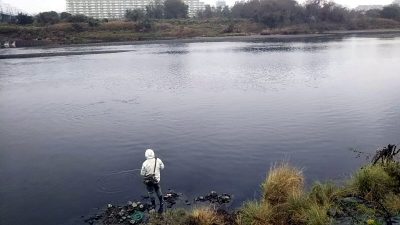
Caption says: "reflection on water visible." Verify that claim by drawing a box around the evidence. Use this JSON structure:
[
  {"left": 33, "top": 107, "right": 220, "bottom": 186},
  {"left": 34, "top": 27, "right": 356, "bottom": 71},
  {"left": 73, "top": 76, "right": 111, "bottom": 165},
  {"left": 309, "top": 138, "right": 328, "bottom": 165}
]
[
  {"left": 238, "top": 43, "right": 328, "bottom": 53},
  {"left": 1, "top": 36, "right": 400, "bottom": 225}
]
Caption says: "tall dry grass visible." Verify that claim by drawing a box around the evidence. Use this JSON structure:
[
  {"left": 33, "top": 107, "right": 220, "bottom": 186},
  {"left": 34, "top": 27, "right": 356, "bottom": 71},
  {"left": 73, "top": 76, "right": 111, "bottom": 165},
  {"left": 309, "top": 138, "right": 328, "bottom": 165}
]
[
  {"left": 262, "top": 163, "right": 304, "bottom": 205},
  {"left": 187, "top": 207, "right": 226, "bottom": 225}
]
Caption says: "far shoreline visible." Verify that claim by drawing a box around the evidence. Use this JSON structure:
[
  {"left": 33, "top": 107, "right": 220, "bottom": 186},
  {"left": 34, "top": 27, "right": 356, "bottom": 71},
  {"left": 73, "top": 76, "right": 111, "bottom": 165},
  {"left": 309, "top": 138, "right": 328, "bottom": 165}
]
[
  {"left": 2, "top": 28, "right": 400, "bottom": 51},
  {"left": 38, "top": 28, "right": 400, "bottom": 48},
  {"left": 0, "top": 29, "right": 399, "bottom": 59}
]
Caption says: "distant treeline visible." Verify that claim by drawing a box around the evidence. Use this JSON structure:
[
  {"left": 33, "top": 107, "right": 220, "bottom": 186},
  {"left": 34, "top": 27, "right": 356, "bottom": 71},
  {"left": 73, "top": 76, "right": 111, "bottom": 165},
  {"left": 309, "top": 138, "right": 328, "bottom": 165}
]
[
  {"left": 199, "top": 0, "right": 400, "bottom": 28},
  {"left": 7, "top": 0, "right": 400, "bottom": 30}
]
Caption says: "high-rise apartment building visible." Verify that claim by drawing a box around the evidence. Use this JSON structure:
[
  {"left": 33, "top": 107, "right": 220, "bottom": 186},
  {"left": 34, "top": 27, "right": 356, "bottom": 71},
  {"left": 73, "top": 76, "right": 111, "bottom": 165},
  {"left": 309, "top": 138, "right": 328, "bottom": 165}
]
[
  {"left": 66, "top": 0, "right": 205, "bottom": 19},
  {"left": 184, "top": 0, "right": 204, "bottom": 17}
]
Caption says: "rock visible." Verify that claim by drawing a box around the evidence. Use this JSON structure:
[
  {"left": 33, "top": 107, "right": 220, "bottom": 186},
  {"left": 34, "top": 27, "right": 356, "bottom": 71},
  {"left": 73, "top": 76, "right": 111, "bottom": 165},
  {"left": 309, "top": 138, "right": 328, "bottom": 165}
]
[
  {"left": 131, "top": 202, "right": 138, "bottom": 208},
  {"left": 328, "top": 208, "right": 338, "bottom": 217},
  {"left": 127, "top": 201, "right": 133, "bottom": 205},
  {"left": 341, "top": 197, "right": 363, "bottom": 204},
  {"left": 138, "top": 203, "right": 144, "bottom": 210},
  {"left": 107, "top": 204, "right": 113, "bottom": 208},
  {"left": 118, "top": 209, "right": 126, "bottom": 216},
  {"left": 196, "top": 196, "right": 205, "bottom": 201},
  {"left": 129, "top": 219, "right": 136, "bottom": 224},
  {"left": 219, "top": 195, "right": 231, "bottom": 203}
]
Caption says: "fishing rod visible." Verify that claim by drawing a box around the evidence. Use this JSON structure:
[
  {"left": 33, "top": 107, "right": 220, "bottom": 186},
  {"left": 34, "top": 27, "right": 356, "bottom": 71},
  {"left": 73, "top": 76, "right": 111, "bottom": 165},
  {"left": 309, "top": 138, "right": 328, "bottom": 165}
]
[{"left": 96, "top": 168, "right": 142, "bottom": 194}]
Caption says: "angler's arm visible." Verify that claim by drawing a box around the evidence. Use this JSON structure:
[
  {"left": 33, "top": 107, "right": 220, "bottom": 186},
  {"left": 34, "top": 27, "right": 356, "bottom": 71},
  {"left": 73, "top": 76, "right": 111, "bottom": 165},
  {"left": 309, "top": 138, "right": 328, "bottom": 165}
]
[{"left": 140, "top": 163, "right": 146, "bottom": 176}]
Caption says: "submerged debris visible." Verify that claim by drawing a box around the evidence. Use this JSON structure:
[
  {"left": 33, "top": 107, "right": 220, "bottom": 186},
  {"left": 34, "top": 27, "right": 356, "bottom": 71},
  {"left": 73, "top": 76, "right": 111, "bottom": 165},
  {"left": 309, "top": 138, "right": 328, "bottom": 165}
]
[
  {"left": 164, "top": 189, "right": 182, "bottom": 208},
  {"left": 372, "top": 144, "right": 399, "bottom": 165},
  {"left": 195, "top": 191, "right": 232, "bottom": 204}
]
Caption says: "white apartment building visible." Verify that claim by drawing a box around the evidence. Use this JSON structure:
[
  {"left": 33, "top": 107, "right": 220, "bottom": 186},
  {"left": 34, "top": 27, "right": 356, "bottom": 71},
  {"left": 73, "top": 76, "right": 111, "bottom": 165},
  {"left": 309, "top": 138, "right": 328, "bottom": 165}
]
[
  {"left": 66, "top": 0, "right": 205, "bottom": 19},
  {"left": 184, "top": 0, "right": 205, "bottom": 17},
  {"left": 66, "top": 0, "right": 148, "bottom": 19}
]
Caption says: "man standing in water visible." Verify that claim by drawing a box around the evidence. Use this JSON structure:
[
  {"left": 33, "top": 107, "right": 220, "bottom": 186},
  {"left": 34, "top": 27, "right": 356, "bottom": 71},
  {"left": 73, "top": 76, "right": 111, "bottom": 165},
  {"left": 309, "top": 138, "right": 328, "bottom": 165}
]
[{"left": 141, "top": 149, "right": 165, "bottom": 213}]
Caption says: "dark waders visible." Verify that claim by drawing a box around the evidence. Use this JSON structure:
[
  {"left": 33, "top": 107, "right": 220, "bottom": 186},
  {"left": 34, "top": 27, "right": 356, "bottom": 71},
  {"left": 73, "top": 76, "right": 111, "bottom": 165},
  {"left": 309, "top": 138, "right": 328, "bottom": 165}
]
[
  {"left": 144, "top": 158, "right": 164, "bottom": 213},
  {"left": 146, "top": 182, "right": 164, "bottom": 213}
]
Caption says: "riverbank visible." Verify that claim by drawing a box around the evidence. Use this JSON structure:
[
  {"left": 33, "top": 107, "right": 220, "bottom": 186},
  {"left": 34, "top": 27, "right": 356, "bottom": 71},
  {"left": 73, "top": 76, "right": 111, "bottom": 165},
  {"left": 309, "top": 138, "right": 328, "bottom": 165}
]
[
  {"left": 88, "top": 145, "right": 400, "bottom": 225},
  {"left": 28, "top": 28, "right": 400, "bottom": 48},
  {"left": 1, "top": 29, "right": 400, "bottom": 59},
  {"left": 1, "top": 18, "right": 400, "bottom": 48}
]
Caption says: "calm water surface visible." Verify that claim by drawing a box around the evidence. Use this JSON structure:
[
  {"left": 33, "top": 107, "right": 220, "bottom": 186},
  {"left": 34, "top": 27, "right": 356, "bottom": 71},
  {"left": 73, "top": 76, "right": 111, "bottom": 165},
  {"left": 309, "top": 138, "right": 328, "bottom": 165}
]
[{"left": 1, "top": 35, "right": 400, "bottom": 225}]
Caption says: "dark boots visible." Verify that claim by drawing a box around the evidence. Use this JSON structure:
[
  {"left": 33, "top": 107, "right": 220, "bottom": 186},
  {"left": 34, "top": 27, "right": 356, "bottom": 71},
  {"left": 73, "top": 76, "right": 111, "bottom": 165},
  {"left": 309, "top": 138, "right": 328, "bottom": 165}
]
[
  {"left": 150, "top": 198, "right": 156, "bottom": 209},
  {"left": 157, "top": 196, "right": 164, "bottom": 214}
]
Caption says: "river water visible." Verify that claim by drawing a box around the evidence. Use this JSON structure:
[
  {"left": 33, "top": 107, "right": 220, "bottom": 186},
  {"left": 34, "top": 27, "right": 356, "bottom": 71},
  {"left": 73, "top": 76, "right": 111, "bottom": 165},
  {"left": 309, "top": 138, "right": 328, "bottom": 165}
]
[{"left": 1, "top": 35, "right": 400, "bottom": 225}]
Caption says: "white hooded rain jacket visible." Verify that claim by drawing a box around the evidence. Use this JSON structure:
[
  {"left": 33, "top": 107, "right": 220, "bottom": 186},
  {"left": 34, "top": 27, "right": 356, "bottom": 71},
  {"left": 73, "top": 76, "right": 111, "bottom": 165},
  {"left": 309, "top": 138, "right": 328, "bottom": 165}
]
[{"left": 140, "top": 149, "right": 165, "bottom": 183}]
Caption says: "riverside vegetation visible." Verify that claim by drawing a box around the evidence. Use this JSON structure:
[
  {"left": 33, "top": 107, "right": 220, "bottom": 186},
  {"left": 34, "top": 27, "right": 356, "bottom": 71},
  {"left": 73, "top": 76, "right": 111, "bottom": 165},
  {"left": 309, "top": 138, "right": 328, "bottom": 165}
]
[
  {"left": 2, "top": 0, "right": 400, "bottom": 46},
  {"left": 141, "top": 145, "right": 400, "bottom": 225}
]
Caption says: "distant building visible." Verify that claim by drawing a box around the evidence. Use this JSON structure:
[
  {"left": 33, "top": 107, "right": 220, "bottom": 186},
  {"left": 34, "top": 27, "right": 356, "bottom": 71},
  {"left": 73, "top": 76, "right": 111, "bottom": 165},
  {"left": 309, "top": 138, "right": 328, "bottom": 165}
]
[
  {"left": 0, "top": 0, "right": 19, "bottom": 22},
  {"left": 66, "top": 0, "right": 205, "bottom": 19},
  {"left": 216, "top": 0, "right": 226, "bottom": 8},
  {"left": 184, "top": 0, "right": 205, "bottom": 17},
  {"left": 66, "top": 0, "right": 147, "bottom": 19},
  {"left": 355, "top": 5, "right": 384, "bottom": 11}
]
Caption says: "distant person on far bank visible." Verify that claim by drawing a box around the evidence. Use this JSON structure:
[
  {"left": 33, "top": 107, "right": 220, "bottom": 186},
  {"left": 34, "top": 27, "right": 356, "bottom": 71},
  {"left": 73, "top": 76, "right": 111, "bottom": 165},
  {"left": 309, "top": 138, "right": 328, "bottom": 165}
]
[{"left": 140, "top": 149, "right": 165, "bottom": 213}]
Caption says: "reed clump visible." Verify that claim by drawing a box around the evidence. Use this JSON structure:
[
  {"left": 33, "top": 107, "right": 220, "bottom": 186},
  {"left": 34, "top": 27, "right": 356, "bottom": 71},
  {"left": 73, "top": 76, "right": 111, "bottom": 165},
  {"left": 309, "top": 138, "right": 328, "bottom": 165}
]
[
  {"left": 262, "top": 163, "right": 304, "bottom": 205},
  {"left": 237, "top": 163, "right": 332, "bottom": 225},
  {"left": 187, "top": 207, "right": 226, "bottom": 225}
]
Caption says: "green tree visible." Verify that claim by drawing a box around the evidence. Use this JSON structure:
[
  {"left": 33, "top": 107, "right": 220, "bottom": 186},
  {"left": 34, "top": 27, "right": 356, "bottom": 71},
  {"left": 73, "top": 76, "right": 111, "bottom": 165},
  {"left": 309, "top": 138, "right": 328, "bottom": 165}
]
[
  {"left": 257, "top": 0, "right": 302, "bottom": 27},
  {"left": 380, "top": 4, "right": 400, "bottom": 21},
  {"left": 203, "top": 5, "right": 213, "bottom": 18},
  {"left": 125, "top": 9, "right": 146, "bottom": 21},
  {"left": 164, "top": 0, "right": 188, "bottom": 19},
  {"left": 146, "top": 0, "right": 164, "bottom": 19},
  {"left": 365, "top": 9, "right": 381, "bottom": 18},
  {"left": 67, "top": 14, "right": 89, "bottom": 23},
  {"left": 60, "top": 12, "right": 72, "bottom": 21},
  {"left": 35, "top": 11, "right": 60, "bottom": 25},
  {"left": 221, "top": 6, "right": 231, "bottom": 18},
  {"left": 16, "top": 13, "right": 34, "bottom": 25}
]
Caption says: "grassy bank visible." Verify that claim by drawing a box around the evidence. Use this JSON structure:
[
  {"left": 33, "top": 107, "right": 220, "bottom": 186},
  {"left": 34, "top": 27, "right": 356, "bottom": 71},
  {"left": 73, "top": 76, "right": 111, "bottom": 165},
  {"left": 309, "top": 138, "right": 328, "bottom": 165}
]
[
  {"left": 0, "top": 19, "right": 260, "bottom": 46},
  {"left": 1, "top": 18, "right": 400, "bottom": 46},
  {"left": 144, "top": 145, "right": 400, "bottom": 225}
]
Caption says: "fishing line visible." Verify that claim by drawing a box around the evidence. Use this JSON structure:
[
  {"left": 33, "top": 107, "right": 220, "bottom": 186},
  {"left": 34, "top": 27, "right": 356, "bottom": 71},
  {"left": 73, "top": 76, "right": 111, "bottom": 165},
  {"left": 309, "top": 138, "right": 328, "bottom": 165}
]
[{"left": 96, "top": 168, "right": 142, "bottom": 194}]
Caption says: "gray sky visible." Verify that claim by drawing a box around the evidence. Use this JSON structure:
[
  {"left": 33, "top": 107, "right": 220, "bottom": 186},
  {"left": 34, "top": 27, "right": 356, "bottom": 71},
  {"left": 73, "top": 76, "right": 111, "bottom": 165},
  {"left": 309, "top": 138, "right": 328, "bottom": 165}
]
[{"left": 2, "top": 0, "right": 395, "bottom": 14}]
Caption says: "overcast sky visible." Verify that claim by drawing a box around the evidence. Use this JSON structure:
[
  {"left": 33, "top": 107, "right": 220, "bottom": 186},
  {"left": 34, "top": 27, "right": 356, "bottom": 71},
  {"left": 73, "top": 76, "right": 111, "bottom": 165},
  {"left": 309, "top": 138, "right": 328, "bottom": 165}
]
[{"left": 1, "top": 0, "right": 395, "bottom": 14}]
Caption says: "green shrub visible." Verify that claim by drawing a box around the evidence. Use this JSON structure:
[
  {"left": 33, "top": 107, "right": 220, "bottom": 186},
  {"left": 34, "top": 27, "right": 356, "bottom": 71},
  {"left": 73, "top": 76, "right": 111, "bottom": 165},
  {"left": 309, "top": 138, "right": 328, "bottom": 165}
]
[
  {"left": 147, "top": 208, "right": 188, "bottom": 225},
  {"left": 384, "top": 193, "right": 400, "bottom": 215},
  {"left": 351, "top": 165, "right": 396, "bottom": 201},
  {"left": 309, "top": 182, "right": 340, "bottom": 207},
  {"left": 304, "top": 203, "right": 332, "bottom": 225},
  {"left": 383, "top": 161, "right": 400, "bottom": 193},
  {"left": 236, "top": 201, "right": 273, "bottom": 225}
]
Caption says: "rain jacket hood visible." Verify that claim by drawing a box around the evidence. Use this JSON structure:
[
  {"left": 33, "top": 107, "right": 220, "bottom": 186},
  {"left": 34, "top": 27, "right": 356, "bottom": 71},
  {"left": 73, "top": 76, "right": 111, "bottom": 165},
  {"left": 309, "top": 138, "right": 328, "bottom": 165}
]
[{"left": 145, "top": 149, "right": 155, "bottom": 159}]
